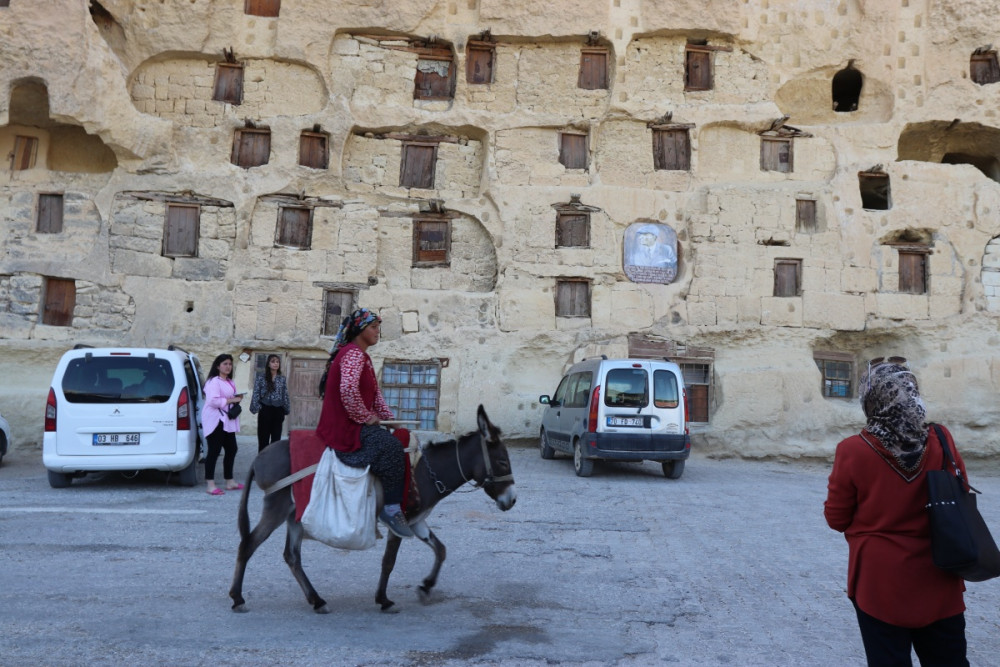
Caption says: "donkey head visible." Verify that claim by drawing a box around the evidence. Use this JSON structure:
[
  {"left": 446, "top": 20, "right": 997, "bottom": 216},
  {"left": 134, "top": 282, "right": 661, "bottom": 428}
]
[{"left": 474, "top": 404, "right": 517, "bottom": 511}]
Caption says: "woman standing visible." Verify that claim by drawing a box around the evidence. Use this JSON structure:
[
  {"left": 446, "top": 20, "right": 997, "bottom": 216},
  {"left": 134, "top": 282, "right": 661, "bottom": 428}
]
[
  {"left": 825, "top": 358, "right": 970, "bottom": 666},
  {"left": 315, "top": 308, "right": 412, "bottom": 538},
  {"left": 249, "top": 354, "right": 290, "bottom": 452},
  {"left": 201, "top": 353, "right": 243, "bottom": 496}
]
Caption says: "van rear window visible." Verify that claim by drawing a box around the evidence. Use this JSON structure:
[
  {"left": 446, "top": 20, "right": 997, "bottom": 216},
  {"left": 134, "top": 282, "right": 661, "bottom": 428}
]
[
  {"left": 653, "top": 370, "right": 679, "bottom": 408},
  {"left": 62, "top": 357, "right": 175, "bottom": 403},
  {"left": 604, "top": 368, "right": 648, "bottom": 407}
]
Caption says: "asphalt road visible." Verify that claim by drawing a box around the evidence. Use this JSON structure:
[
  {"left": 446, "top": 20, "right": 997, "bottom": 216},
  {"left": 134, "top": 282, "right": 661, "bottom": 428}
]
[{"left": 1, "top": 438, "right": 998, "bottom": 666}]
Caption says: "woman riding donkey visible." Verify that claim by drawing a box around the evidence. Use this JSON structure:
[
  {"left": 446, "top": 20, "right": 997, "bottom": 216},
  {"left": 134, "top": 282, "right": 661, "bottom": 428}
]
[{"left": 315, "top": 308, "right": 413, "bottom": 538}]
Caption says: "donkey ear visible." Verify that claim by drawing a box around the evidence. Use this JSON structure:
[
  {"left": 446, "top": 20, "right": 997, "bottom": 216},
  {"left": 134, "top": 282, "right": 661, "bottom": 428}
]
[{"left": 477, "top": 404, "right": 490, "bottom": 436}]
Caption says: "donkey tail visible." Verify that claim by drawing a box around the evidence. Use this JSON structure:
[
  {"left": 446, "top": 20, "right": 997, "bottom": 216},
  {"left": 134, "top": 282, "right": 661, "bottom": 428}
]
[{"left": 237, "top": 465, "right": 255, "bottom": 541}]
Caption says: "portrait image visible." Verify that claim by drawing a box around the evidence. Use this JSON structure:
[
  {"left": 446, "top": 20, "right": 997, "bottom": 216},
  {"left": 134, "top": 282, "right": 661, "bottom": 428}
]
[{"left": 624, "top": 222, "right": 678, "bottom": 284}]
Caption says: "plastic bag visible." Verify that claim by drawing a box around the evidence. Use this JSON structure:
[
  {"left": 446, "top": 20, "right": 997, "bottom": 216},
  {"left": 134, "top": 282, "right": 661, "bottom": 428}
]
[{"left": 300, "top": 448, "right": 376, "bottom": 550}]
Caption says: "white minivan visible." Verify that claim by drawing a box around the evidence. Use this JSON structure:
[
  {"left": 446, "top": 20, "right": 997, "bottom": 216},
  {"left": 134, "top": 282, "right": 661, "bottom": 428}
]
[
  {"left": 43, "top": 346, "right": 204, "bottom": 488},
  {"left": 539, "top": 357, "right": 691, "bottom": 478}
]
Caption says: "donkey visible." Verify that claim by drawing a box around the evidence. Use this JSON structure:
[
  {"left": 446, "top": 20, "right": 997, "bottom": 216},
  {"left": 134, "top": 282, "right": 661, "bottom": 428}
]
[{"left": 229, "top": 405, "right": 516, "bottom": 613}]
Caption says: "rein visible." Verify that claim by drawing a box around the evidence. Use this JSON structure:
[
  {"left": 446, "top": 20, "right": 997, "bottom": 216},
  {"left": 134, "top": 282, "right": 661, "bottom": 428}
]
[{"left": 424, "top": 434, "right": 514, "bottom": 494}]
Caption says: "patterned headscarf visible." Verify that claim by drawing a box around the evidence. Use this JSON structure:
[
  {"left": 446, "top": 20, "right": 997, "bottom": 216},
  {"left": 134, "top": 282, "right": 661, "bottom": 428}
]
[
  {"left": 859, "top": 361, "right": 927, "bottom": 470},
  {"left": 330, "top": 308, "right": 381, "bottom": 353}
]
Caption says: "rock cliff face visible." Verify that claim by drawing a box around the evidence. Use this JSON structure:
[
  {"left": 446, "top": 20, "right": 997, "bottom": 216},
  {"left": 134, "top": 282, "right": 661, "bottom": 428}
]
[{"left": 3, "top": 0, "right": 1000, "bottom": 458}]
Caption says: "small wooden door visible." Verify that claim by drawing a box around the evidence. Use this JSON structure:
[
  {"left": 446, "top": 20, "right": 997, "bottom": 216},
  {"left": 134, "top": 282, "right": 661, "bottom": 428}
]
[
  {"left": 288, "top": 357, "right": 326, "bottom": 430},
  {"left": 43, "top": 278, "right": 76, "bottom": 326}
]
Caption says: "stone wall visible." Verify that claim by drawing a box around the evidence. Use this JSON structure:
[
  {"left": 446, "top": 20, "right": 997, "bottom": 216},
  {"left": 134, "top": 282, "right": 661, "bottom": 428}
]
[{"left": 3, "top": 1, "right": 1000, "bottom": 460}]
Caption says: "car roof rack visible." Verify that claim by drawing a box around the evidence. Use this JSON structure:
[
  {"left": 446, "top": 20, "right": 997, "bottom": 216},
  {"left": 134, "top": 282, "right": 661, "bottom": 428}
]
[
  {"left": 73, "top": 344, "right": 94, "bottom": 349},
  {"left": 582, "top": 354, "right": 608, "bottom": 361},
  {"left": 168, "top": 344, "right": 190, "bottom": 354}
]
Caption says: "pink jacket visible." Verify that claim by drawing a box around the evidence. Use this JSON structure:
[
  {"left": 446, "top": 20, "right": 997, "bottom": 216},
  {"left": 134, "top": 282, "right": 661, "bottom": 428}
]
[{"left": 200, "top": 376, "right": 240, "bottom": 435}]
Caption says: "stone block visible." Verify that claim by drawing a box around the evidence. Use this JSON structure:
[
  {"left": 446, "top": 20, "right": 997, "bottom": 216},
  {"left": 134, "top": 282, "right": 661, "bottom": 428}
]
[
  {"left": 875, "top": 293, "right": 929, "bottom": 320},
  {"left": 802, "top": 292, "right": 865, "bottom": 330},
  {"left": 499, "top": 288, "right": 553, "bottom": 331},
  {"left": 171, "top": 258, "right": 225, "bottom": 281},
  {"left": 760, "top": 296, "right": 803, "bottom": 327},
  {"left": 687, "top": 299, "right": 717, "bottom": 325},
  {"left": 401, "top": 310, "right": 419, "bottom": 333}
]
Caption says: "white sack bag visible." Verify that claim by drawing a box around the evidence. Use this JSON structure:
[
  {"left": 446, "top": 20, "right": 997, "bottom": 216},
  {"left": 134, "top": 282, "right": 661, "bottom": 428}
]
[{"left": 300, "top": 448, "right": 376, "bottom": 550}]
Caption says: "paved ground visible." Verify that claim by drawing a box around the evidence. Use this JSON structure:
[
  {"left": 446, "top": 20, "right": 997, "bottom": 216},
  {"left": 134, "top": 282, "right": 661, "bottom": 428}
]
[{"left": 1, "top": 437, "right": 998, "bottom": 666}]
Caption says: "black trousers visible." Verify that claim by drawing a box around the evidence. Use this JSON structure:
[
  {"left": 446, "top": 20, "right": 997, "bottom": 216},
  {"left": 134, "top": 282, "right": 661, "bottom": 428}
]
[
  {"left": 853, "top": 600, "right": 968, "bottom": 667},
  {"left": 256, "top": 404, "right": 285, "bottom": 452},
  {"left": 205, "top": 423, "right": 238, "bottom": 481},
  {"left": 334, "top": 425, "right": 406, "bottom": 505}
]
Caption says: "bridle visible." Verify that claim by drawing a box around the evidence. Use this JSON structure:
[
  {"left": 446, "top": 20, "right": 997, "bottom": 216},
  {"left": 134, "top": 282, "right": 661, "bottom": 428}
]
[{"left": 425, "top": 433, "right": 514, "bottom": 494}]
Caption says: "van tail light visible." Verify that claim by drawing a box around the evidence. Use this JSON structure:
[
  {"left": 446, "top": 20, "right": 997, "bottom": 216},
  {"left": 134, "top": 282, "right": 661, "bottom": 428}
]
[
  {"left": 45, "top": 388, "right": 57, "bottom": 432},
  {"left": 683, "top": 388, "right": 690, "bottom": 435},
  {"left": 177, "top": 386, "right": 191, "bottom": 431},
  {"left": 587, "top": 385, "right": 601, "bottom": 433}
]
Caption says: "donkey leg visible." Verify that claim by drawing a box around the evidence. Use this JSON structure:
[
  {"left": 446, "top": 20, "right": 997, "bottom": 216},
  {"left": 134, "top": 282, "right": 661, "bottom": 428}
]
[
  {"left": 417, "top": 529, "right": 447, "bottom": 604},
  {"left": 375, "top": 533, "right": 404, "bottom": 612},
  {"left": 283, "top": 520, "right": 329, "bottom": 613},
  {"left": 229, "top": 491, "right": 292, "bottom": 611}
]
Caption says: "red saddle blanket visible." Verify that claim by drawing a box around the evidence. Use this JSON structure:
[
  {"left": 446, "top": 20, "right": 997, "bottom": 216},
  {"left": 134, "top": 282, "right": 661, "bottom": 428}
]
[{"left": 289, "top": 428, "right": 411, "bottom": 523}]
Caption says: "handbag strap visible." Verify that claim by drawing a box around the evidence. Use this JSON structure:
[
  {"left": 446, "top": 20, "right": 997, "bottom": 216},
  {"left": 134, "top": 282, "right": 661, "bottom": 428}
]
[{"left": 931, "top": 423, "right": 979, "bottom": 494}]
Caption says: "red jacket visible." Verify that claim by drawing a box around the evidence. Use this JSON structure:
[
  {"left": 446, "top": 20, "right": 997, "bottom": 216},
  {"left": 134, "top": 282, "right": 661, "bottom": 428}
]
[
  {"left": 825, "top": 424, "right": 967, "bottom": 627},
  {"left": 315, "top": 343, "right": 386, "bottom": 453}
]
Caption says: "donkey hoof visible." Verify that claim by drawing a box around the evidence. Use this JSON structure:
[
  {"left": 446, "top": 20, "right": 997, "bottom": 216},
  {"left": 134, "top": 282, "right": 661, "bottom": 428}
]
[
  {"left": 417, "top": 586, "right": 432, "bottom": 604},
  {"left": 314, "top": 603, "right": 331, "bottom": 614},
  {"left": 379, "top": 601, "right": 399, "bottom": 613},
  {"left": 231, "top": 603, "right": 248, "bottom": 613}
]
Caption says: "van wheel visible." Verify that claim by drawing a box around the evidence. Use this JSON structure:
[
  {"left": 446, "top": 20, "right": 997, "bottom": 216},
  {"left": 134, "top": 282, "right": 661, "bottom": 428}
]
[
  {"left": 573, "top": 440, "right": 594, "bottom": 477},
  {"left": 48, "top": 470, "right": 72, "bottom": 488},
  {"left": 539, "top": 430, "right": 555, "bottom": 460},
  {"left": 662, "top": 460, "right": 685, "bottom": 479},
  {"left": 178, "top": 455, "right": 199, "bottom": 487}
]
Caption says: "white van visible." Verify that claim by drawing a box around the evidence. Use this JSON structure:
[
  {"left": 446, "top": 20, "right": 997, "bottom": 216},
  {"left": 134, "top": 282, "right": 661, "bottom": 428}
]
[
  {"left": 43, "top": 346, "right": 204, "bottom": 488},
  {"left": 538, "top": 357, "right": 691, "bottom": 478}
]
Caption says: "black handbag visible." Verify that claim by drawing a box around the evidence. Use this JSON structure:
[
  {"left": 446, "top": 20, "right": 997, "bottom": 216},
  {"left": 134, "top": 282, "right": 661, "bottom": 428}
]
[
  {"left": 227, "top": 402, "right": 242, "bottom": 419},
  {"left": 926, "top": 424, "right": 1000, "bottom": 582}
]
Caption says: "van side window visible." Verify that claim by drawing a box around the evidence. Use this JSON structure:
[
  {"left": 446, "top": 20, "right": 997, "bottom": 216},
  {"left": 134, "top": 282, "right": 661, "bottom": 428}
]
[
  {"left": 552, "top": 376, "right": 571, "bottom": 405},
  {"left": 567, "top": 372, "right": 594, "bottom": 408},
  {"left": 653, "top": 370, "right": 679, "bottom": 408},
  {"left": 604, "top": 368, "right": 648, "bottom": 407}
]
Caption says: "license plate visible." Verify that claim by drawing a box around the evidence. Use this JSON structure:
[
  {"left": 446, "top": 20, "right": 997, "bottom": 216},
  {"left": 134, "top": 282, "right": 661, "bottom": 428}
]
[
  {"left": 607, "top": 416, "right": 643, "bottom": 427},
  {"left": 93, "top": 433, "right": 140, "bottom": 446}
]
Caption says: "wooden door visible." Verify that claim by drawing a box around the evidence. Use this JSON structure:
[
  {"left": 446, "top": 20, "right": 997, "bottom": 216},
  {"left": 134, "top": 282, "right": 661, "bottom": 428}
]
[
  {"left": 288, "top": 357, "right": 326, "bottom": 430},
  {"left": 43, "top": 278, "right": 75, "bottom": 326}
]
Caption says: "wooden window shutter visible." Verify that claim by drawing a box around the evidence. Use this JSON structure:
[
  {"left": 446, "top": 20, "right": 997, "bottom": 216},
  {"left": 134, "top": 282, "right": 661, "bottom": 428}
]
[
  {"left": 0, "top": 1, "right": 11, "bottom": 7},
  {"left": 163, "top": 204, "right": 200, "bottom": 257},
  {"left": 578, "top": 48, "right": 608, "bottom": 90},
  {"left": 414, "top": 52, "right": 455, "bottom": 100},
  {"left": 299, "top": 132, "right": 328, "bottom": 169},
  {"left": 687, "top": 384, "right": 709, "bottom": 422},
  {"left": 971, "top": 53, "right": 1000, "bottom": 85},
  {"left": 761, "top": 137, "right": 792, "bottom": 172},
  {"left": 43, "top": 278, "right": 75, "bottom": 327},
  {"left": 231, "top": 128, "right": 270, "bottom": 168},
  {"left": 466, "top": 44, "right": 495, "bottom": 84},
  {"left": 796, "top": 199, "right": 817, "bottom": 232},
  {"left": 323, "top": 290, "right": 354, "bottom": 335},
  {"left": 400, "top": 143, "right": 437, "bottom": 189},
  {"left": 212, "top": 63, "right": 244, "bottom": 104},
  {"left": 37, "top": 194, "right": 65, "bottom": 233},
  {"left": 559, "top": 133, "right": 588, "bottom": 170},
  {"left": 413, "top": 220, "right": 450, "bottom": 264},
  {"left": 556, "top": 280, "right": 590, "bottom": 318},
  {"left": 653, "top": 129, "right": 691, "bottom": 170},
  {"left": 244, "top": 0, "right": 280, "bottom": 17},
  {"left": 12, "top": 135, "right": 38, "bottom": 170},
  {"left": 898, "top": 250, "right": 927, "bottom": 294},
  {"left": 556, "top": 213, "right": 589, "bottom": 248},
  {"left": 773, "top": 259, "right": 801, "bottom": 297},
  {"left": 685, "top": 49, "right": 712, "bottom": 90},
  {"left": 277, "top": 207, "right": 312, "bottom": 248}
]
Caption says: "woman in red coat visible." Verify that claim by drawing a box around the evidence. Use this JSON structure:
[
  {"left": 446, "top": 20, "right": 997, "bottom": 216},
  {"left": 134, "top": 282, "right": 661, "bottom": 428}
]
[
  {"left": 825, "top": 358, "right": 969, "bottom": 666},
  {"left": 315, "top": 308, "right": 412, "bottom": 538}
]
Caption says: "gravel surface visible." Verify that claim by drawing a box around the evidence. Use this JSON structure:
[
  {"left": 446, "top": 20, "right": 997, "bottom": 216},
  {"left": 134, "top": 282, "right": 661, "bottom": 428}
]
[{"left": 1, "top": 437, "right": 998, "bottom": 666}]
